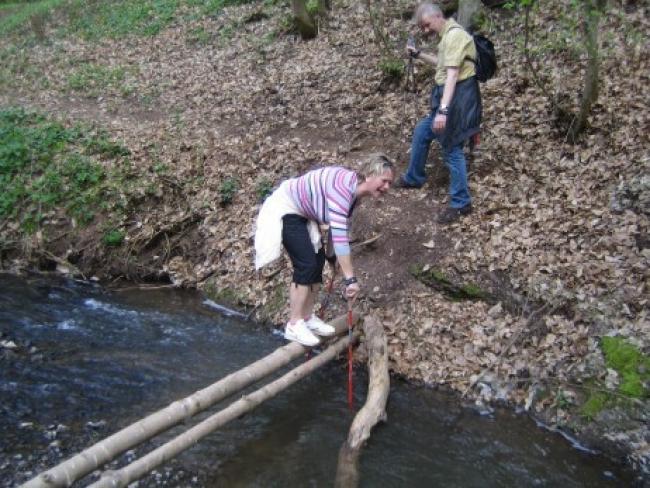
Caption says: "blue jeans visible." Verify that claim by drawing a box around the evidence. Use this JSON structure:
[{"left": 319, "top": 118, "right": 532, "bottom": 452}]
[{"left": 403, "top": 113, "right": 471, "bottom": 209}]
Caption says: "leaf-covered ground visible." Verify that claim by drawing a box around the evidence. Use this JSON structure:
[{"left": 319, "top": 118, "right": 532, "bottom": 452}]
[{"left": 0, "top": 0, "right": 648, "bottom": 475}]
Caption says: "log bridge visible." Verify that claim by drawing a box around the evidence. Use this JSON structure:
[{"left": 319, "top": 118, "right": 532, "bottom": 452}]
[{"left": 22, "top": 312, "right": 389, "bottom": 488}]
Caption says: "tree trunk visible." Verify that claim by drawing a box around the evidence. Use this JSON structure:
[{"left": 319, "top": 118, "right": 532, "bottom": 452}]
[
  {"left": 567, "top": 0, "right": 606, "bottom": 143},
  {"left": 22, "top": 313, "right": 359, "bottom": 488},
  {"left": 292, "top": 0, "right": 317, "bottom": 40},
  {"left": 91, "top": 328, "right": 361, "bottom": 488},
  {"left": 458, "top": 0, "right": 483, "bottom": 30},
  {"left": 335, "top": 315, "right": 390, "bottom": 488}
]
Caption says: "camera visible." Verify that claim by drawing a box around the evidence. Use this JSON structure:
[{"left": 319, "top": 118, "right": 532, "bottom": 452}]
[
  {"left": 407, "top": 36, "right": 416, "bottom": 49},
  {"left": 407, "top": 35, "right": 417, "bottom": 57},
  {"left": 406, "top": 36, "right": 420, "bottom": 58}
]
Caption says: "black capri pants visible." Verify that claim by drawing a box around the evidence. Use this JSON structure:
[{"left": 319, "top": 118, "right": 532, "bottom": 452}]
[{"left": 282, "top": 214, "right": 325, "bottom": 285}]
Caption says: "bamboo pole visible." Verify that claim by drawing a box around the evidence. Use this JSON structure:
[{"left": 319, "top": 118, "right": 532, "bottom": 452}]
[
  {"left": 91, "top": 328, "right": 361, "bottom": 488},
  {"left": 22, "top": 312, "right": 358, "bottom": 488},
  {"left": 335, "top": 315, "right": 390, "bottom": 488}
]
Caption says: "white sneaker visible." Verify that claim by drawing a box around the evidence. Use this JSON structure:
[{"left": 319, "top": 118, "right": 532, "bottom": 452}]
[
  {"left": 305, "top": 314, "right": 336, "bottom": 336},
  {"left": 284, "top": 320, "right": 320, "bottom": 347}
]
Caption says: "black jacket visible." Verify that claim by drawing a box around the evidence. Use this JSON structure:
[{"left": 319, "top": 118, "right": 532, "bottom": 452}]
[{"left": 430, "top": 76, "right": 482, "bottom": 150}]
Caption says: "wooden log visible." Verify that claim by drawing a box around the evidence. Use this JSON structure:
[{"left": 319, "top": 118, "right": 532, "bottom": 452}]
[
  {"left": 21, "top": 312, "right": 358, "bottom": 488},
  {"left": 335, "top": 315, "right": 390, "bottom": 488},
  {"left": 90, "top": 329, "right": 362, "bottom": 488}
]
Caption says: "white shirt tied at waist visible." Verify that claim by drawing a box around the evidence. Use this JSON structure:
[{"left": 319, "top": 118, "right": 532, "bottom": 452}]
[{"left": 254, "top": 180, "right": 321, "bottom": 270}]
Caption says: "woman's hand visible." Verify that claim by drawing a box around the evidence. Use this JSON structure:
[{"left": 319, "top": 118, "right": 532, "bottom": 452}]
[{"left": 345, "top": 281, "right": 360, "bottom": 300}]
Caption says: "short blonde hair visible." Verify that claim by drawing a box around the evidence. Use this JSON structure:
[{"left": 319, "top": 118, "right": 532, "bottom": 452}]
[{"left": 358, "top": 153, "right": 395, "bottom": 180}]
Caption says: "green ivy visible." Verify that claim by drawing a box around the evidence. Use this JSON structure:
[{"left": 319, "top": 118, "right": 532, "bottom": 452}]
[{"left": 0, "top": 106, "right": 130, "bottom": 231}]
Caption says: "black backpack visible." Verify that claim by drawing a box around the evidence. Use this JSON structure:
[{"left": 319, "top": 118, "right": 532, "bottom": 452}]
[
  {"left": 450, "top": 26, "right": 497, "bottom": 82},
  {"left": 471, "top": 34, "right": 497, "bottom": 82}
]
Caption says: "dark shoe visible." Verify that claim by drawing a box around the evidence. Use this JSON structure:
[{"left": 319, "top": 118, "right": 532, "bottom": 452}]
[
  {"left": 437, "top": 204, "right": 472, "bottom": 224},
  {"left": 394, "top": 176, "right": 422, "bottom": 189}
]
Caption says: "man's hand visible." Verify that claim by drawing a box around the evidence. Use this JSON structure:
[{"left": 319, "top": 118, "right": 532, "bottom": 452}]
[
  {"left": 432, "top": 113, "right": 447, "bottom": 132},
  {"left": 406, "top": 44, "right": 418, "bottom": 58}
]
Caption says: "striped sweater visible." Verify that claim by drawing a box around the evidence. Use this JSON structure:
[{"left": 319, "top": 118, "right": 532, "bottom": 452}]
[{"left": 286, "top": 167, "right": 357, "bottom": 256}]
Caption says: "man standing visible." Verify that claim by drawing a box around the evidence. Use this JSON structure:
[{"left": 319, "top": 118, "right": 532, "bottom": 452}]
[{"left": 396, "top": 2, "right": 481, "bottom": 224}]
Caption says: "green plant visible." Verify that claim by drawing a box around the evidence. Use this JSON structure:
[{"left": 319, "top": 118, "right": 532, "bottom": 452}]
[
  {"left": 276, "top": 13, "right": 296, "bottom": 35},
  {"left": 378, "top": 57, "right": 403, "bottom": 80},
  {"left": 188, "top": 26, "right": 210, "bottom": 44},
  {"left": 217, "top": 21, "right": 241, "bottom": 45},
  {"left": 1, "top": 0, "right": 261, "bottom": 42},
  {"left": 152, "top": 162, "right": 168, "bottom": 174},
  {"left": 219, "top": 177, "right": 239, "bottom": 206},
  {"left": 553, "top": 388, "right": 572, "bottom": 410},
  {"left": 103, "top": 228, "right": 125, "bottom": 246},
  {"left": 261, "top": 30, "right": 277, "bottom": 44},
  {"left": 0, "top": 107, "right": 131, "bottom": 232},
  {"left": 503, "top": 0, "right": 608, "bottom": 142},
  {"left": 65, "top": 0, "right": 180, "bottom": 39},
  {"left": 67, "top": 63, "right": 131, "bottom": 97},
  {"left": 0, "top": 0, "right": 65, "bottom": 38},
  {"left": 306, "top": 0, "right": 319, "bottom": 15},
  {"left": 85, "top": 133, "right": 131, "bottom": 159},
  {"left": 0, "top": 44, "right": 49, "bottom": 92},
  {"left": 580, "top": 391, "right": 609, "bottom": 420},
  {"left": 186, "top": 0, "right": 259, "bottom": 17},
  {"left": 255, "top": 177, "right": 274, "bottom": 201}
]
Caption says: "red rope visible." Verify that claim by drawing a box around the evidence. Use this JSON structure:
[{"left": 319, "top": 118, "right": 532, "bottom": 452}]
[{"left": 347, "top": 306, "right": 354, "bottom": 410}]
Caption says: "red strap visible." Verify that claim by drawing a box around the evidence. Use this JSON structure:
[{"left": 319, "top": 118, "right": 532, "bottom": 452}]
[{"left": 347, "top": 308, "right": 354, "bottom": 410}]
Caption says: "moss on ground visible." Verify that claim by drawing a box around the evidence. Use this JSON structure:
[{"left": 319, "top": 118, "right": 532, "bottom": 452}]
[
  {"left": 410, "top": 264, "right": 491, "bottom": 301},
  {"left": 601, "top": 336, "right": 649, "bottom": 399},
  {"left": 204, "top": 284, "right": 237, "bottom": 306},
  {"left": 579, "top": 338, "right": 649, "bottom": 420}
]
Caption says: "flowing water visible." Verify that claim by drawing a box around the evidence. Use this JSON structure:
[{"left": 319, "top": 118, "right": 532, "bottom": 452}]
[{"left": 0, "top": 273, "right": 638, "bottom": 487}]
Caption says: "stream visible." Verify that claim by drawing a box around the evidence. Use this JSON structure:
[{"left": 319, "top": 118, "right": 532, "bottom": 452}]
[{"left": 0, "top": 273, "right": 637, "bottom": 487}]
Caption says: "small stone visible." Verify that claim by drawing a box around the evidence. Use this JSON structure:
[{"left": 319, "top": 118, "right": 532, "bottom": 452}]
[
  {"left": 86, "top": 420, "right": 107, "bottom": 430},
  {"left": 487, "top": 302, "right": 502, "bottom": 318},
  {"left": 605, "top": 368, "right": 619, "bottom": 390}
]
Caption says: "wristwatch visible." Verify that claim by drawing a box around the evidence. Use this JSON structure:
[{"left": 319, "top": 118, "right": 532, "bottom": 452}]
[
  {"left": 438, "top": 104, "right": 449, "bottom": 116},
  {"left": 343, "top": 276, "right": 358, "bottom": 286}
]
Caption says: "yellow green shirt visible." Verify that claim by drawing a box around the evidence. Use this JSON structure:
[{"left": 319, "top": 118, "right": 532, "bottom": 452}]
[{"left": 435, "top": 19, "right": 476, "bottom": 85}]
